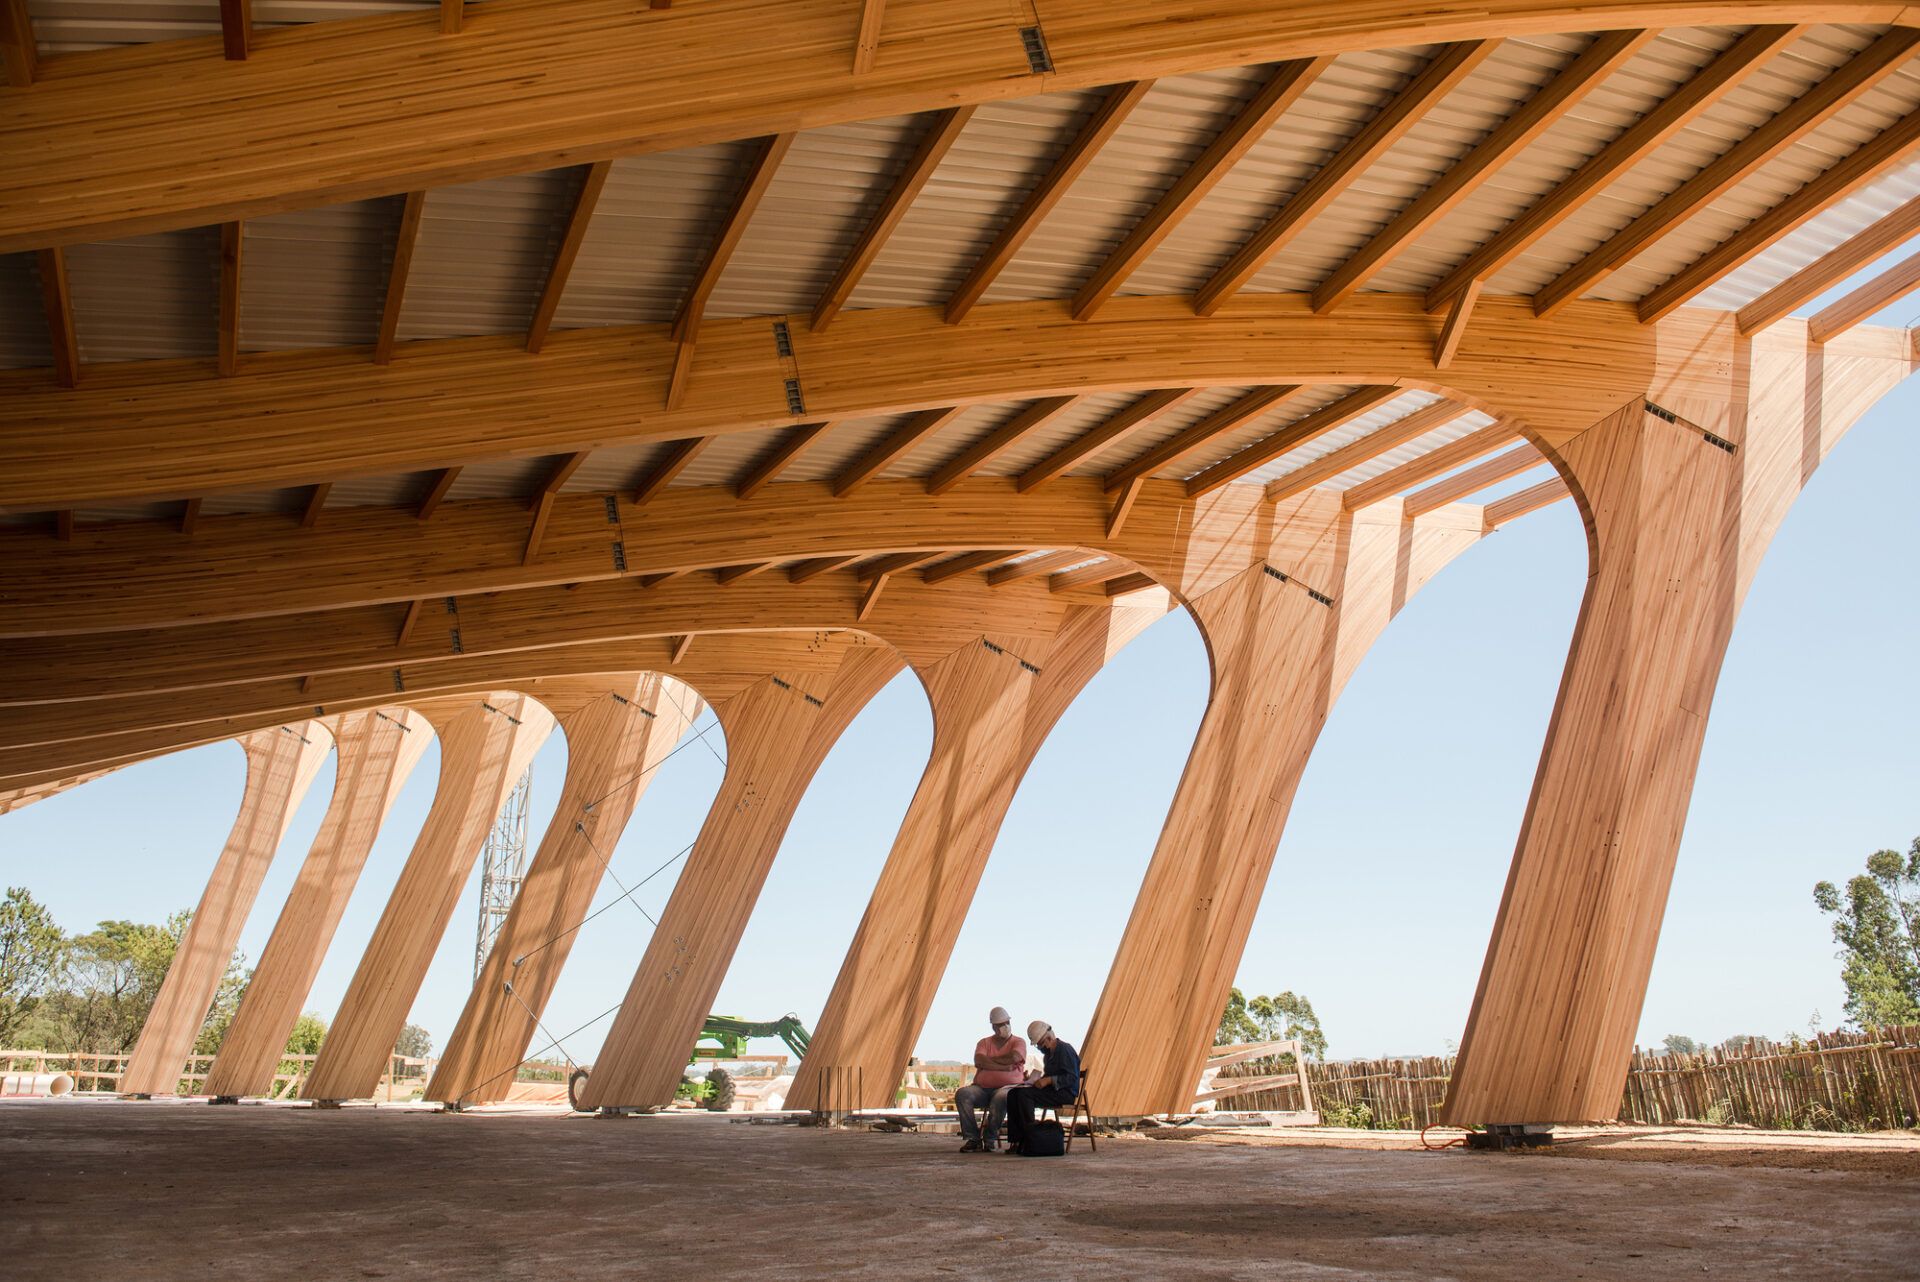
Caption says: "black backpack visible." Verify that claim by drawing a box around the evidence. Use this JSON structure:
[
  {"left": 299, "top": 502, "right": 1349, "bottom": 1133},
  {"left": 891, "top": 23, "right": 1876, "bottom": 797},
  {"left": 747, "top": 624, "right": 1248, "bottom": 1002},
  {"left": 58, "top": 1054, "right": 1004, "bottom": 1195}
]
[{"left": 1021, "top": 1120, "right": 1066, "bottom": 1156}]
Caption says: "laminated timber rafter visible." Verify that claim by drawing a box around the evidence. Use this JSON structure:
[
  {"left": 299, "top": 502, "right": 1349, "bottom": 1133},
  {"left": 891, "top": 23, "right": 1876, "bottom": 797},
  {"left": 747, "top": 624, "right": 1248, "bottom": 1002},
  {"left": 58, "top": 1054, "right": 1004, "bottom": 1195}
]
[
  {"left": 119, "top": 721, "right": 332, "bottom": 1096},
  {"left": 0, "top": 2, "right": 1885, "bottom": 254},
  {"left": 9, "top": 0, "right": 1920, "bottom": 1133},
  {"left": 0, "top": 297, "right": 1833, "bottom": 514},
  {"left": 427, "top": 674, "right": 706, "bottom": 1105},
  {"left": 203, "top": 707, "right": 431, "bottom": 1099}
]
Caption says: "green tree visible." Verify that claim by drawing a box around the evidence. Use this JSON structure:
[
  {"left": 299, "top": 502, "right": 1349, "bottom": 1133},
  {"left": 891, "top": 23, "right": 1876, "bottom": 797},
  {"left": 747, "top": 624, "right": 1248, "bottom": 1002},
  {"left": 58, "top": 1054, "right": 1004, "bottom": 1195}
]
[
  {"left": 0, "top": 887, "right": 66, "bottom": 1046},
  {"left": 1813, "top": 837, "right": 1920, "bottom": 1029},
  {"left": 37, "top": 910, "right": 248, "bottom": 1056},
  {"left": 285, "top": 1011, "right": 327, "bottom": 1056},
  {"left": 1661, "top": 1034, "right": 1702, "bottom": 1057},
  {"left": 1216, "top": 987, "right": 1328, "bottom": 1059},
  {"left": 393, "top": 1022, "right": 433, "bottom": 1060}
]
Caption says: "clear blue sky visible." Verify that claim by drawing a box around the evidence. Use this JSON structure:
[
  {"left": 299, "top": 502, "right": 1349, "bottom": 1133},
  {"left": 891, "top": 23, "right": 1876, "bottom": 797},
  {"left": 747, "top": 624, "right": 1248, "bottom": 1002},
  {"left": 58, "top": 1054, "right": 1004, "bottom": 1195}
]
[{"left": 4, "top": 286, "right": 1915, "bottom": 1070}]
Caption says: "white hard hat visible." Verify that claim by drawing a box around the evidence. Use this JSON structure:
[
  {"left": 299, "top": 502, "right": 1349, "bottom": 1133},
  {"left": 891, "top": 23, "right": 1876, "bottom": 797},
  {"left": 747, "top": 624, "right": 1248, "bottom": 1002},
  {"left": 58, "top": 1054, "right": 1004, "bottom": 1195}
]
[
  {"left": 989, "top": 1006, "right": 1011, "bottom": 1026},
  {"left": 1027, "top": 1020, "right": 1051, "bottom": 1043}
]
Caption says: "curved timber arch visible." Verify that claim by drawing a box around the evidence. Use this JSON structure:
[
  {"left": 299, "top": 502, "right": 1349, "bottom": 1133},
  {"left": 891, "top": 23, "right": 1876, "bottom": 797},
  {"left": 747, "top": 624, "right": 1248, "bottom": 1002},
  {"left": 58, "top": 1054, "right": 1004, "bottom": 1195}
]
[{"left": 0, "top": 2, "right": 1900, "bottom": 253}]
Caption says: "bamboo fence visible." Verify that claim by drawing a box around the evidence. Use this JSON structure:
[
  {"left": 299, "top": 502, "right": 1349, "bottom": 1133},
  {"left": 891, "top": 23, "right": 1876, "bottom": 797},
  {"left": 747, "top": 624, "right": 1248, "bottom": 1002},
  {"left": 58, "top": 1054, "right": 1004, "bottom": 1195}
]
[{"left": 1216, "top": 1025, "right": 1920, "bottom": 1131}]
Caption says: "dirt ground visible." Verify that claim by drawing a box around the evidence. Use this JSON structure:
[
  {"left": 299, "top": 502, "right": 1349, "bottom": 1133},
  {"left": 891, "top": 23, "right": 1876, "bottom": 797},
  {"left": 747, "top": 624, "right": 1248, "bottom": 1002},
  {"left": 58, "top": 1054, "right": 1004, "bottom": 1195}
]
[{"left": 4, "top": 1098, "right": 1918, "bottom": 1281}]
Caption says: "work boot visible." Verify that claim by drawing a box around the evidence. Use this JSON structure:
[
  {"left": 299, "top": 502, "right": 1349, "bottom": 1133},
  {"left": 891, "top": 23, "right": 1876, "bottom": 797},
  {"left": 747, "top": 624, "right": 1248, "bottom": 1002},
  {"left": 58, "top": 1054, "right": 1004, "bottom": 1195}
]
[{"left": 959, "top": 1138, "right": 983, "bottom": 1152}]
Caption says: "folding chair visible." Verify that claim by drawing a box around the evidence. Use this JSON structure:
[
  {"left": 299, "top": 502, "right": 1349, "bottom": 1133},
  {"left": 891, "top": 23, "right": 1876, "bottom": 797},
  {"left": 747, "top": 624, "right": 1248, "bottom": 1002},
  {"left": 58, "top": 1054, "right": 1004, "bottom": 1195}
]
[{"left": 1039, "top": 1069, "right": 1096, "bottom": 1153}]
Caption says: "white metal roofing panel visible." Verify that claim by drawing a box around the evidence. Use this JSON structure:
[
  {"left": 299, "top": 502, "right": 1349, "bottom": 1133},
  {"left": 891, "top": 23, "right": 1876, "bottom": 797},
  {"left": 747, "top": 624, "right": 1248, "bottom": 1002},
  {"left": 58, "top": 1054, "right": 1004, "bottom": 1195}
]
[
  {"left": 981, "top": 68, "right": 1272, "bottom": 307},
  {"left": 1245, "top": 389, "right": 1447, "bottom": 484},
  {"left": 0, "top": 254, "right": 51, "bottom": 369},
  {"left": 1239, "top": 39, "right": 1584, "bottom": 297},
  {"left": 550, "top": 144, "right": 751, "bottom": 332},
  {"left": 1504, "top": 26, "right": 1883, "bottom": 300},
  {"left": 1131, "top": 46, "right": 1436, "bottom": 298},
  {"left": 1695, "top": 158, "right": 1920, "bottom": 310},
  {"left": 1377, "top": 28, "right": 1737, "bottom": 297},
  {"left": 1323, "top": 408, "right": 1499, "bottom": 491},
  {"left": 26, "top": 0, "right": 434, "bottom": 54},
  {"left": 1600, "top": 41, "right": 1920, "bottom": 305},
  {"left": 846, "top": 90, "right": 1101, "bottom": 313},
  {"left": 1140, "top": 384, "right": 1359, "bottom": 482},
  {"left": 240, "top": 197, "right": 397, "bottom": 351},
  {"left": 64, "top": 226, "right": 217, "bottom": 362},
  {"left": 396, "top": 169, "right": 578, "bottom": 343},
  {"left": 704, "top": 115, "right": 920, "bottom": 321}
]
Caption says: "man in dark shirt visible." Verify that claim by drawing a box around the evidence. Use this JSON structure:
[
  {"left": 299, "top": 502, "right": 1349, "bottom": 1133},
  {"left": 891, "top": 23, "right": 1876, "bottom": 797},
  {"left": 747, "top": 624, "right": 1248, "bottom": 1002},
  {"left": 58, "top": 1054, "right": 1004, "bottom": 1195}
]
[{"left": 1003, "top": 1020, "right": 1081, "bottom": 1154}]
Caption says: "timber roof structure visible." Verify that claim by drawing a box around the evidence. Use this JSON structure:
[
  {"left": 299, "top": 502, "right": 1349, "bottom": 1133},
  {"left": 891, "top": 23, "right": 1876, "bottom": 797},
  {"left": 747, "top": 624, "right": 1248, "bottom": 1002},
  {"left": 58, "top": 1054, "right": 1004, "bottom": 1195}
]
[{"left": 5, "top": 0, "right": 1920, "bottom": 1126}]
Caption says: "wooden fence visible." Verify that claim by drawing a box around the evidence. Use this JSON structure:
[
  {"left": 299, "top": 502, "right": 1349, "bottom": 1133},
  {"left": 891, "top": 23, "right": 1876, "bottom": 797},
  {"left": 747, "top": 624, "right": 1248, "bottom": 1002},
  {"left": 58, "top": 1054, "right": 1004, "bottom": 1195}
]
[
  {"left": 1, "top": 1050, "right": 438, "bottom": 1101},
  {"left": 1215, "top": 1025, "right": 1920, "bottom": 1131}
]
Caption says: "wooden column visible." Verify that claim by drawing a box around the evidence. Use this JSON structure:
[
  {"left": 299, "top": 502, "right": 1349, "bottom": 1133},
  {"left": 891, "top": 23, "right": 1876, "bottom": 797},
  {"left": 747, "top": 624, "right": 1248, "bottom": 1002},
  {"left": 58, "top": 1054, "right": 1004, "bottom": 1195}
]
[
  {"left": 202, "top": 708, "right": 430, "bottom": 1099},
  {"left": 119, "top": 721, "right": 331, "bottom": 1096},
  {"left": 786, "top": 598, "right": 1168, "bottom": 1111},
  {"left": 574, "top": 640, "right": 901, "bottom": 1109},
  {"left": 1085, "top": 504, "right": 1486, "bottom": 1117},
  {"left": 1445, "top": 334, "right": 1914, "bottom": 1124},
  {"left": 425, "top": 675, "right": 704, "bottom": 1105},
  {"left": 301, "top": 693, "right": 553, "bottom": 1101}
]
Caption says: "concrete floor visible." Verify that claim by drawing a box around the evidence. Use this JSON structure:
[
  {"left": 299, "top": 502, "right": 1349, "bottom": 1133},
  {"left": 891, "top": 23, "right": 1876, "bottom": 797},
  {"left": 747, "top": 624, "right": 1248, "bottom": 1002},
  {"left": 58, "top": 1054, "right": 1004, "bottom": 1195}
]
[{"left": 4, "top": 1098, "right": 1917, "bottom": 1280}]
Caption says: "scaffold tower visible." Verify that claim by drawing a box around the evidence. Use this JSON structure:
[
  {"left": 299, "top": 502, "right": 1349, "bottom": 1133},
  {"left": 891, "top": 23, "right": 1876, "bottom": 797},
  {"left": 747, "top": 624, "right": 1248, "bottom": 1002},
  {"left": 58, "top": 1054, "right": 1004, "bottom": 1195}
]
[{"left": 474, "top": 766, "right": 532, "bottom": 980}]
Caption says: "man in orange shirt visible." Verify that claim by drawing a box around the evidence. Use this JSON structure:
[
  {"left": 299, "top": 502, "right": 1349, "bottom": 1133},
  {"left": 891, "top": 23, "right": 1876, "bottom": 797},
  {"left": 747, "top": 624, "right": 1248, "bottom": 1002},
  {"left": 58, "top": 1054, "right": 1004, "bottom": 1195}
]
[{"left": 955, "top": 1005, "right": 1026, "bottom": 1153}]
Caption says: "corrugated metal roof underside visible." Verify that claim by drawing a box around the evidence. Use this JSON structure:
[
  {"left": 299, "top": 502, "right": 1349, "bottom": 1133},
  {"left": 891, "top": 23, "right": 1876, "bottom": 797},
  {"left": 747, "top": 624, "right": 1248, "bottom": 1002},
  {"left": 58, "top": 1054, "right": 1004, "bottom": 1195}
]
[
  {"left": 0, "top": 254, "right": 51, "bottom": 370},
  {"left": 64, "top": 227, "right": 218, "bottom": 362},
  {"left": 549, "top": 144, "right": 751, "bottom": 331},
  {"left": 240, "top": 198, "right": 398, "bottom": 351},
  {"left": 26, "top": 0, "right": 437, "bottom": 54},
  {"left": 1696, "top": 158, "right": 1920, "bottom": 309},
  {"left": 396, "top": 169, "right": 579, "bottom": 343}
]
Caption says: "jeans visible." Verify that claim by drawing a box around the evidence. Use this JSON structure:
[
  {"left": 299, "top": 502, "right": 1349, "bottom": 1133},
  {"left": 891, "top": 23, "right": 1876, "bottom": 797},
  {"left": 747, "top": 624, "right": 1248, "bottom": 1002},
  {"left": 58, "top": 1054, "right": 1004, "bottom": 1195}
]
[{"left": 955, "top": 1082, "right": 1017, "bottom": 1143}]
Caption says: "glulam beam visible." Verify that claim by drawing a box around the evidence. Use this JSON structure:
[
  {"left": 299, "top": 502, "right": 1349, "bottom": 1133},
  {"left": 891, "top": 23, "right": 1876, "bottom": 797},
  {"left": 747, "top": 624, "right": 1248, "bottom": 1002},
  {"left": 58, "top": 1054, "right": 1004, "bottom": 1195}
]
[
  {"left": 945, "top": 80, "right": 1151, "bottom": 324},
  {"left": 1263, "top": 399, "right": 1465, "bottom": 502},
  {"left": 1, "top": 0, "right": 34, "bottom": 87},
  {"left": 1638, "top": 109, "right": 1920, "bottom": 323},
  {"left": 667, "top": 135, "right": 794, "bottom": 404},
  {"left": 1195, "top": 40, "right": 1498, "bottom": 316},
  {"left": 1019, "top": 388, "right": 1203, "bottom": 491},
  {"left": 735, "top": 423, "right": 831, "bottom": 498},
  {"left": 427, "top": 677, "right": 703, "bottom": 1105},
  {"left": 1103, "top": 386, "right": 1303, "bottom": 492},
  {"left": 1735, "top": 194, "right": 1920, "bottom": 335},
  {"left": 812, "top": 108, "right": 974, "bottom": 331},
  {"left": 218, "top": 222, "right": 243, "bottom": 376},
  {"left": 3, "top": 2, "right": 1893, "bottom": 254},
  {"left": 219, "top": 0, "right": 252, "bottom": 61},
  {"left": 1311, "top": 29, "right": 1648, "bottom": 313},
  {"left": 1072, "top": 57, "right": 1331, "bottom": 319},
  {"left": 119, "top": 722, "right": 331, "bottom": 1095},
  {"left": 1806, "top": 248, "right": 1920, "bottom": 342},
  {"left": 374, "top": 192, "right": 427, "bottom": 366},
  {"left": 1340, "top": 419, "right": 1520, "bottom": 510},
  {"left": 576, "top": 644, "right": 902, "bottom": 1109},
  {"left": 1086, "top": 502, "right": 1487, "bottom": 1116},
  {"left": 35, "top": 248, "right": 78, "bottom": 388},
  {"left": 789, "top": 600, "right": 1168, "bottom": 1110},
  {"left": 926, "top": 396, "right": 1081, "bottom": 494},
  {"left": 202, "top": 708, "right": 429, "bottom": 1098},
  {"left": 1424, "top": 25, "right": 1800, "bottom": 314},
  {"left": 303, "top": 696, "right": 553, "bottom": 1102},
  {"left": 1532, "top": 28, "right": 1920, "bottom": 318},
  {"left": 0, "top": 294, "right": 1791, "bottom": 513},
  {"left": 1445, "top": 341, "right": 1910, "bottom": 1124},
  {"left": 527, "top": 161, "right": 613, "bottom": 354}
]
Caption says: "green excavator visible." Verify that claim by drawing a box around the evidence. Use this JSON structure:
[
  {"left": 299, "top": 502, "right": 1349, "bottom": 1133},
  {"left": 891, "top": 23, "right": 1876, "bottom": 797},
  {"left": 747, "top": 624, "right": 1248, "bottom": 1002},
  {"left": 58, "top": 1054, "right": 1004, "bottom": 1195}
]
[
  {"left": 567, "top": 1012, "right": 810, "bottom": 1111},
  {"left": 691, "top": 1013, "right": 811, "bottom": 1060}
]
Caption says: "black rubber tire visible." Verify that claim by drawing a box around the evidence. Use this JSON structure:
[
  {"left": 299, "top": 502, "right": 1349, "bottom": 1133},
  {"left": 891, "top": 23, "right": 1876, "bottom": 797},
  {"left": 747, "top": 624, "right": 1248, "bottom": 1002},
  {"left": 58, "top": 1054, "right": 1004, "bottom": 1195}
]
[
  {"left": 705, "top": 1066, "right": 735, "bottom": 1112},
  {"left": 567, "top": 1067, "right": 592, "bottom": 1112}
]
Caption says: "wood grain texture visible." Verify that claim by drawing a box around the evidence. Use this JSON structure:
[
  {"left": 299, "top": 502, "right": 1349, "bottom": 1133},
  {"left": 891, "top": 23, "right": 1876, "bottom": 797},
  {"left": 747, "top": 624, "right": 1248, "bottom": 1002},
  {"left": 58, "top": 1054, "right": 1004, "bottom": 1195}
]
[
  {"left": 202, "top": 707, "right": 430, "bottom": 1098},
  {"left": 1445, "top": 333, "right": 1915, "bottom": 1125},
  {"left": 426, "top": 675, "right": 704, "bottom": 1104},
  {"left": 302, "top": 694, "right": 554, "bottom": 1101},
  {"left": 575, "top": 640, "right": 902, "bottom": 1108},
  {"left": 0, "top": 295, "right": 1835, "bottom": 514},
  {"left": 118, "top": 721, "right": 331, "bottom": 1095},
  {"left": 1084, "top": 503, "right": 1484, "bottom": 1117},
  {"left": 9, "top": 1, "right": 1860, "bottom": 253},
  {"left": 787, "top": 597, "right": 1169, "bottom": 1110}
]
